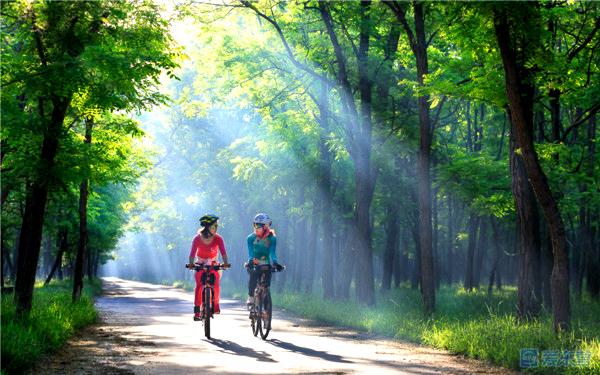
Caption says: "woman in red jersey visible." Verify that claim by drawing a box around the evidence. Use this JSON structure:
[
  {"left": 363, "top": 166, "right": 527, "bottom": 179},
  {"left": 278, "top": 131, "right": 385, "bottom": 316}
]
[{"left": 188, "top": 213, "right": 229, "bottom": 320}]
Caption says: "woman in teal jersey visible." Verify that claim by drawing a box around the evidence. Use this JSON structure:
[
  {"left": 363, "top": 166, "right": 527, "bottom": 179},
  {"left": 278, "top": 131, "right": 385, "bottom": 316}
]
[{"left": 246, "top": 213, "right": 283, "bottom": 306}]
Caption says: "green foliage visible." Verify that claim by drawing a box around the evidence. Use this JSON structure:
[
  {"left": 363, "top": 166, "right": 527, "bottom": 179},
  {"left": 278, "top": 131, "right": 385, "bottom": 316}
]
[
  {"left": 436, "top": 145, "right": 513, "bottom": 218},
  {"left": 1, "top": 280, "right": 101, "bottom": 374}
]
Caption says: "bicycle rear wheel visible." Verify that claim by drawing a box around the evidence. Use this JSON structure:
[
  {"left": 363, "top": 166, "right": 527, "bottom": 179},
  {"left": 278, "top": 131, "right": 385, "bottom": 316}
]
[
  {"left": 258, "top": 290, "right": 272, "bottom": 340},
  {"left": 203, "top": 287, "right": 211, "bottom": 339}
]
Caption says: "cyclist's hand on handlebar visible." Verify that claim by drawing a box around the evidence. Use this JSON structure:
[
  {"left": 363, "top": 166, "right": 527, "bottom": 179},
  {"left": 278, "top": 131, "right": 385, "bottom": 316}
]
[
  {"left": 222, "top": 262, "right": 231, "bottom": 269},
  {"left": 186, "top": 263, "right": 195, "bottom": 269},
  {"left": 273, "top": 262, "right": 284, "bottom": 271},
  {"left": 252, "top": 258, "right": 260, "bottom": 265}
]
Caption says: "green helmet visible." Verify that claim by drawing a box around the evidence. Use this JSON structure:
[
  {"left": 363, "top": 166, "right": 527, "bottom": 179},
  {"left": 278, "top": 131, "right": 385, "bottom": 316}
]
[{"left": 199, "top": 213, "right": 219, "bottom": 227}]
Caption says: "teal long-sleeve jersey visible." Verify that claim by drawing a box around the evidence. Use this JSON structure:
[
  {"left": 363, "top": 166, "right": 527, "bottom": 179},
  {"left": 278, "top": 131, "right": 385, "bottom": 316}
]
[{"left": 247, "top": 233, "right": 277, "bottom": 264}]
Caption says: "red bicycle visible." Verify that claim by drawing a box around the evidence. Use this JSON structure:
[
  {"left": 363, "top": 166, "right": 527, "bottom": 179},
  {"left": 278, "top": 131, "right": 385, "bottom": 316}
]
[{"left": 185, "top": 262, "right": 230, "bottom": 339}]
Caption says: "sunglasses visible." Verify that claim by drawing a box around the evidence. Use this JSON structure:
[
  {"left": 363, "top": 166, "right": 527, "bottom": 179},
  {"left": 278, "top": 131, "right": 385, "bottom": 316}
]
[{"left": 253, "top": 223, "right": 265, "bottom": 228}]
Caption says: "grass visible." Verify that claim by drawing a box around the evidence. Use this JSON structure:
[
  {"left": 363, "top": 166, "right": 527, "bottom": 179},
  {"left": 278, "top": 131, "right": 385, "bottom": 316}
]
[
  {"left": 1, "top": 279, "right": 102, "bottom": 374},
  {"left": 256, "top": 284, "right": 599, "bottom": 374}
]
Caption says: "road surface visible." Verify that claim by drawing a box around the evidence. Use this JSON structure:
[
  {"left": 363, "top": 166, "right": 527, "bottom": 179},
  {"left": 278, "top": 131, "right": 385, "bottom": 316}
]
[{"left": 29, "top": 277, "right": 517, "bottom": 374}]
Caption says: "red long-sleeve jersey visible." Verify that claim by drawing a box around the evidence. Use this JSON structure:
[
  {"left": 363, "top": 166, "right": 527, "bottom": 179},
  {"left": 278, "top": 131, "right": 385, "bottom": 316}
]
[{"left": 189, "top": 233, "right": 227, "bottom": 262}]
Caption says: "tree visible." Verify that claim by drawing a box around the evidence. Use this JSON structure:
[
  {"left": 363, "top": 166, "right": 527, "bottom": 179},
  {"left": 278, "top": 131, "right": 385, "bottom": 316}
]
[
  {"left": 1, "top": 0, "right": 178, "bottom": 315},
  {"left": 494, "top": 2, "right": 571, "bottom": 331},
  {"left": 386, "top": 0, "right": 436, "bottom": 315}
]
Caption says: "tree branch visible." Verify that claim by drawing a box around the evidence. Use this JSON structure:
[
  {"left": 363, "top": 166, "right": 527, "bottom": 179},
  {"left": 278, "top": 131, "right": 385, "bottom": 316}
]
[
  {"left": 29, "top": 9, "right": 47, "bottom": 66},
  {"left": 430, "top": 95, "right": 447, "bottom": 132},
  {"left": 566, "top": 16, "right": 600, "bottom": 63},
  {"left": 239, "top": 0, "right": 334, "bottom": 87},
  {"left": 561, "top": 102, "right": 600, "bottom": 142},
  {"left": 338, "top": 17, "right": 360, "bottom": 58},
  {"left": 384, "top": 0, "right": 417, "bottom": 54}
]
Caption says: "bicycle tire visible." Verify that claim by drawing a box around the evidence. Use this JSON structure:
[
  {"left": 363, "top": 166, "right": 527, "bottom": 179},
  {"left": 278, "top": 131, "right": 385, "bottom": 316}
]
[
  {"left": 203, "top": 287, "right": 211, "bottom": 339},
  {"left": 252, "top": 290, "right": 260, "bottom": 337},
  {"left": 250, "top": 313, "right": 257, "bottom": 336},
  {"left": 259, "top": 290, "right": 272, "bottom": 340}
]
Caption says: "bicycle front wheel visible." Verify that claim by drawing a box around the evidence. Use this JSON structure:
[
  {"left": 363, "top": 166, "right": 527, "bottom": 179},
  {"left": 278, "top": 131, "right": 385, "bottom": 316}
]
[
  {"left": 251, "top": 292, "right": 260, "bottom": 337},
  {"left": 258, "top": 290, "right": 272, "bottom": 340},
  {"left": 203, "top": 287, "right": 211, "bottom": 339}
]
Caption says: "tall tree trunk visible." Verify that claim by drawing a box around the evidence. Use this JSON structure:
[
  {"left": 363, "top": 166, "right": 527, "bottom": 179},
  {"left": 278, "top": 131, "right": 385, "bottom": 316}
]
[
  {"left": 388, "top": 0, "right": 436, "bottom": 314},
  {"left": 394, "top": 227, "right": 408, "bottom": 287},
  {"left": 305, "top": 197, "right": 320, "bottom": 294},
  {"left": 495, "top": 5, "right": 571, "bottom": 331},
  {"left": 93, "top": 249, "right": 100, "bottom": 278},
  {"left": 319, "top": 0, "right": 376, "bottom": 305},
  {"left": 292, "top": 207, "right": 307, "bottom": 293},
  {"left": 385, "top": 1, "right": 435, "bottom": 315},
  {"left": 73, "top": 119, "right": 93, "bottom": 302},
  {"left": 585, "top": 115, "right": 599, "bottom": 298},
  {"left": 15, "top": 97, "right": 69, "bottom": 316},
  {"left": 276, "top": 209, "right": 290, "bottom": 293},
  {"left": 378, "top": 21, "right": 401, "bottom": 293},
  {"left": 352, "top": 0, "right": 376, "bottom": 306},
  {"left": 4, "top": 249, "right": 14, "bottom": 285},
  {"left": 511, "top": 120, "right": 542, "bottom": 319},
  {"left": 541, "top": 231, "right": 553, "bottom": 309},
  {"left": 317, "top": 81, "right": 335, "bottom": 300},
  {"left": 474, "top": 216, "right": 488, "bottom": 288},
  {"left": 411, "top": 220, "right": 421, "bottom": 290},
  {"left": 44, "top": 228, "right": 67, "bottom": 286},
  {"left": 1, "top": 240, "right": 10, "bottom": 288},
  {"left": 432, "top": 187, "right": 440, "bottom": 288},
  {"left": 414, "top": 1, "right": 435, "bottom": 315},
  {"left": 12, "top": 219, "right": 22, "bottom": 283},
  {"left": 383, "top": 199, "right": 400, "bottom": 290},
  {"left": 466, "top": 101, "right": 473, "bottom": 151},
  {"left": 464, "top": 215, "right": 479, "bottom": 292},
  {"left": 87, "top": 247, "right": 94, "bottom": 281},
  {"left": 42, "top": 233, "right": 53, "bottom": 276},
  {"left": 574, "top": 211, "right": 585, "bottom": 298},
  {"left": 446, "top": 196, "right": 454, "bottom": 284},
  {"left": 488, "top": 218, "right": 502, "bottom": 295},
  {"left": 336, "top": 220, "right": 354, "bottom": 299}
]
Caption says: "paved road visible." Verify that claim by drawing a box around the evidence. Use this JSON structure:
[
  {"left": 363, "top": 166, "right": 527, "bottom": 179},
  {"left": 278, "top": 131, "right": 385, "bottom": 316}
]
[{"left": 30, "top": 277, "right": 517, "bottom": 374}]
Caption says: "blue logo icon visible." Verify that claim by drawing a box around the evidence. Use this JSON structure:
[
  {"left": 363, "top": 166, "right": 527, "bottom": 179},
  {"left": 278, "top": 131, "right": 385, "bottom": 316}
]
[{"left": 520, "top": 348, "right": 539, "bottom": 368}]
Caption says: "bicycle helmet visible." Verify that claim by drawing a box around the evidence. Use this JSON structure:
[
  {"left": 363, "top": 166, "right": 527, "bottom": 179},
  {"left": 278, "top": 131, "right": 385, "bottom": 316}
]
[
  {"left": 253, "top": 213, "right": 272, "bottom": 225},
  {"left": 199, "top": 213, "right": 219, "bottom": 227}
]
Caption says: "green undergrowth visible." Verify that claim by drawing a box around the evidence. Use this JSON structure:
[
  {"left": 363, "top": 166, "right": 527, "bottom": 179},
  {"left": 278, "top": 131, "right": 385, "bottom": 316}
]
[
  {"left": 1, "top": 279, "right": 102, "bottom": 374},
  {"left": 268, "top": 285, "right": 599, "bottom": 374}
]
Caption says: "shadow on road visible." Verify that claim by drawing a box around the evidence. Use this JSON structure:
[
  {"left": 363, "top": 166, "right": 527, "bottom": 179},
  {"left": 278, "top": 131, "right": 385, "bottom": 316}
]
[
  {"left": 265, "top": 339, "right": 353, "bottom": 364},
  {"left": 207, "top": 339, "right": 277, "bottom": 363}
]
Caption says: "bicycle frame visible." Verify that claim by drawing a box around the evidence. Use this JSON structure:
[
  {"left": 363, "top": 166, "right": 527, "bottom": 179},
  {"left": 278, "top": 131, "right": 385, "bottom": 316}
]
[{"left": 198, "top": 268, "right": 217, "bottom": 318}]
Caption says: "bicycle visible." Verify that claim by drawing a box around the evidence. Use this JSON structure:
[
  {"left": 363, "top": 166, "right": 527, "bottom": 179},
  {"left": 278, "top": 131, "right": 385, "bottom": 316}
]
[
  {"left": 246, "top": 263, "right": 285, "bottom": 340},
  {"left": 185, "top": 262, "right": 230, "bottom": 339}
]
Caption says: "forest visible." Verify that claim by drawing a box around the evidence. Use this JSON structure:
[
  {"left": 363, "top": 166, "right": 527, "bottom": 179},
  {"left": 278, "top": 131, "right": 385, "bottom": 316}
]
[{"left": 1, "top": 0, "right": 599, "bottom": 372}]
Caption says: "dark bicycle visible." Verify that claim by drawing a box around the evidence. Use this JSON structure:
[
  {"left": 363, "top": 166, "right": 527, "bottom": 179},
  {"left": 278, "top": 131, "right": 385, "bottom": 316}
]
[
  {"left": 246, "top": 263, "right": 285, "bottom": 340},
  {"left": 185, "top": 262, "right": 230, "bottom": 339}
]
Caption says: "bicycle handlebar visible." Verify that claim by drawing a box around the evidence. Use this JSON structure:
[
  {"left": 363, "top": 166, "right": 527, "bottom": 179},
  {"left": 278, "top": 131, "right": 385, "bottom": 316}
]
[
  {"left": 246, "top": 263, "right": 286, "bottom": 272},
  {"left": 185, "top": 263, "right": 231, "bottom": 271}
]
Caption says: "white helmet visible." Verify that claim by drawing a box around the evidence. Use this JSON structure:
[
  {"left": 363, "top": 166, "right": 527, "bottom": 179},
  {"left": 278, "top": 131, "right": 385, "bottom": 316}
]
[{"left": 253, "top": 213, "right": 272, "bottom": 225}]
